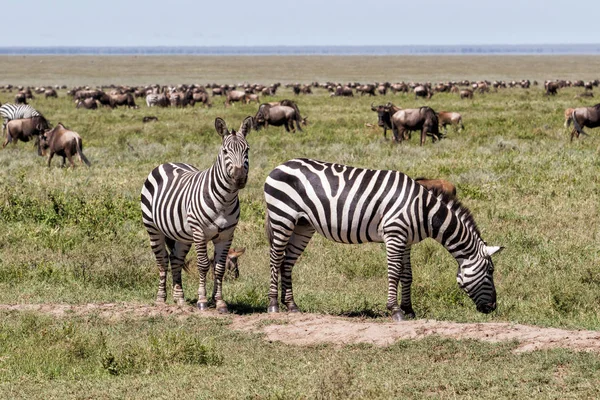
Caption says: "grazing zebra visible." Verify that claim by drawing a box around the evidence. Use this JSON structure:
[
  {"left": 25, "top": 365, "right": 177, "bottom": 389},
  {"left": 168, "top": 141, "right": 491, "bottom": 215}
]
[
  {"left": 146, "top": 93, "right": 169, "bottom": 107},
  {"left": 264, "top": 158, "right": 502, "bottom": 321},
  {"left": 0, "top": 103, "right": 43, "bottom": 133},
  {"left": 140, "top": 116, "right": 252, "bottom": 311}
]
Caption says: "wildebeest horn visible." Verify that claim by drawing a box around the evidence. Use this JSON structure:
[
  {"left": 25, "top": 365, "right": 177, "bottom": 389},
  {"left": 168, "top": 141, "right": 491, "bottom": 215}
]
[{"left": 370, "top": 102, "right": 376, "bottom": 111}]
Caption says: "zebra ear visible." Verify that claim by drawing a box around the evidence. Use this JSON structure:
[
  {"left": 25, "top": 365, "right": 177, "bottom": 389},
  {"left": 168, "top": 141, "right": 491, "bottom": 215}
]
[
  {"left": 215, "top": 117, "right": 228, "bottom": 137},
  {"left": 239, "top": 116, "right": 253, "bottom": 137},
  {"left": 485, "top": 246, "right": 504, "bottom": 257}
]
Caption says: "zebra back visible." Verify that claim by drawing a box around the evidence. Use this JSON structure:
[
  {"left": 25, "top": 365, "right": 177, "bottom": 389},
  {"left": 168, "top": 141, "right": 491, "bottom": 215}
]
[{"left": 0, "top": 103, "right": 42, "bottom": 122}]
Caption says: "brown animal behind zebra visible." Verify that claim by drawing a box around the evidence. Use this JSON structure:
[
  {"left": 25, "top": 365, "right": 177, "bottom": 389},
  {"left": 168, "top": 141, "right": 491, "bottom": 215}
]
[
  {"left": 414, "top": 178, "right": 457, "bottom": 197},
  {"left": 183, "top": 247, "right": 246, "bottom": 280}
]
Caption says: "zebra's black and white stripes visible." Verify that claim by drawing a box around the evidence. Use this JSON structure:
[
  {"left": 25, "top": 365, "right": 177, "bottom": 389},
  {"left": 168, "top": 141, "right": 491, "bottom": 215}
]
[
  {"left": 264, "top": 158, "right": 501, "bottom": 320},
  {"left": 140, "top": 116, "right": 252, "bottom": 311}
]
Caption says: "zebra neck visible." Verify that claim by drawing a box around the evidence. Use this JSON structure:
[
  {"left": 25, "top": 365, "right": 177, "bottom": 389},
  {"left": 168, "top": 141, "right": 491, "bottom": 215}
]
[
  {"left": 427, "top": 197, "right": 483, "bottom": 261},
  {"left": 206, "top": 158, "right": 239, "bottom": 207}
]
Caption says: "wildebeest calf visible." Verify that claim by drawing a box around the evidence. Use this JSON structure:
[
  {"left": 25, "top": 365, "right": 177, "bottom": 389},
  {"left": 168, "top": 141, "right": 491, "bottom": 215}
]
[
  {"left": 38, "top": 123, "right": 91, "bottom": 167},
  {"left": 437, "top": 111, "right": 464, "bottom": 133}
]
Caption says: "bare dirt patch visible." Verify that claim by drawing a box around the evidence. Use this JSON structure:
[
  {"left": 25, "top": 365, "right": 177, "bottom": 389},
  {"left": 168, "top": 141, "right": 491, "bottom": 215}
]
[{"left": 2, "top": 303, "right": 599, "bottom": 353}]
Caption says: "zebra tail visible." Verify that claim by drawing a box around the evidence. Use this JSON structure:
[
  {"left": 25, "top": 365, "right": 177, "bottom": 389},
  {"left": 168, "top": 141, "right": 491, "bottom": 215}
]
[
  {"left": 76, "top": 139, "right": 91, "bottom": 166},
  {"left": 265, "top": 213, "right": 274, "bottom": 246}
]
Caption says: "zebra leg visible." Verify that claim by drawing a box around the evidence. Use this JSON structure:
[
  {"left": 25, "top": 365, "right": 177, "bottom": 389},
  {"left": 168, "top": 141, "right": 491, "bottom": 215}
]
[
  {"left": 169, "top": 242, "right": 192, "bottom": 307},
  {"left": 266, "top": 213, "right": 295, "bottom": 313},
  {"left": 211, "top": 239, "right": 233, "bottom": 313},
  {"left": 193, "top": 236, "right": 211, "bottom": 311},
  {"left": 384, "top": 234, "right": 408, "bottom": 321},
  {"left": 146, "top": 227, "right": 169, "bottom": 304},
  {"left": 281, "top": 222, "right": 315, "bottom": 312},
  {"left": 398, "top": 247, "right": 416, "bottom": 319}
]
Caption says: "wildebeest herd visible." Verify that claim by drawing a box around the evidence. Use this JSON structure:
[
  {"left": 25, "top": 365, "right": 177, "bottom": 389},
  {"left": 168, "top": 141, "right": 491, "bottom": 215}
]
[{"left": 0, "top": 77, "right": 598, "bottom": 320}]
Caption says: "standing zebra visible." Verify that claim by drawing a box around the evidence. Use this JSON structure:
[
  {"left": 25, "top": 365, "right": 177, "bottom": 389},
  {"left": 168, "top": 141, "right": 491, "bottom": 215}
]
[
  {"left": 264, "top": 158, "right": 502, "bottom": 321},
  {"left": 145, "top": 93, "right": 169, "bottom": 107},
  {"left": 0, "top": 103, "right": 43, "bottom": 133},
  {"left": 141, "top": 117, "right": 252, "bottom": 311}
]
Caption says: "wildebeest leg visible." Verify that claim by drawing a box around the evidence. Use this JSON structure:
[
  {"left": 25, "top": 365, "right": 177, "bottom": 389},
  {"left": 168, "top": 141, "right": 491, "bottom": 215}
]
[
  {"left": 383, "top": 233, "right": 408, "bottom": 321},
  {"left": 211, "top": 239, "right": 233, "bottom": 313},
  {"left": 170, "top": 241, "right": 192, "bottom": 306},
  {"left": 46, "top": 153, "right": 54, "bottom": 167},
  {"left": 193, "top": 232, "right": 211, "bottom": 310},
  {"left": 420, "top": 127, "right": 427, "bottom": 146},
  {"left": 280, "top": 221, "right": 315, "bottom": 312},
  {"left": 284, "top": 121, "right": 291, "bottom": 133},
  {"left": 295, "top": 118, "right": 303, "bottom": 132},
  {"left": 392, "top": 126, "right": 400, "bottom": 142}
]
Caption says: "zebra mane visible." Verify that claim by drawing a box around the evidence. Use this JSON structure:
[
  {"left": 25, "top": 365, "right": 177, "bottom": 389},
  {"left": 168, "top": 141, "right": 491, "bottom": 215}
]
[{"left": 427, "top": 186, "right": 482, "bottom": 239}]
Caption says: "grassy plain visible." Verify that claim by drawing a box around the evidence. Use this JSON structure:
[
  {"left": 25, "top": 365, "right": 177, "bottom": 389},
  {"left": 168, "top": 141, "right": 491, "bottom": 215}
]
[{"left": 1, "top": 55, "right": 600, "bottom": 398}]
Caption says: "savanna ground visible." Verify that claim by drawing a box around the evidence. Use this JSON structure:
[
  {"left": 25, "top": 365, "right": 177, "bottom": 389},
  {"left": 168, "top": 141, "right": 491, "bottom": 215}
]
[{"left": 1, "top": 55, "right": 600, "bottom": 398}]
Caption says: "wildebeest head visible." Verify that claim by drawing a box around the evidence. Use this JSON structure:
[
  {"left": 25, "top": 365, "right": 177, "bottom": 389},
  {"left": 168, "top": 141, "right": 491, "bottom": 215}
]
[
  {"left": 253, "top": 104, "right": 271, "bottom": 130},
  {"left": 215, "top": 116, "right": 252, "bottom": 189},
  {"left": 371, "top": 102, "right": 392, "bottom": 128}
]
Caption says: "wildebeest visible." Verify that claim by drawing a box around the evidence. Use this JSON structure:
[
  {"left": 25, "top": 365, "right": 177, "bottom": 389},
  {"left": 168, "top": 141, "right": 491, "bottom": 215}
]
[
  {"left": 414, "top": 85, "right": 432, "bottom": 99},
  {"left": 191, "top": 91, "right": 212, "bottom": 108},
  {"left": 414, "top": 178, "right": 457, "bottom": 197},
  {"left": 3, "top": 116, "right": 50, "bottom": 148},
  {"left": 437, "top": 111, "right": 464, "bottom": 133},
  {"left": 225, "top": 90, "right": 247, "bottom": 106},
  {"left": 372, "top": 103, "right": 440, "bottom": 145},
  {"left": 254, "top": 103, "right": 303, "bottom": 133},
  {"left": 44, "top": 88, "right": 58, "bottom": 98},
  {"left": 393, "top": 107, "right": 441, "bottom": 145},
  {"left": 15, "top": 93, "right": 27, "bottom": 104},
  {"left": 38, "top": 123, "right": 91, "bottom": 167},
  {"left": 110, "top": 93, "right": 137, "bottom": 108},
  {"left": 460, "top": 89, "right": 473, "bottom": 99},
  {"left": 183, "top": 247, "right": 246, "bottom": 280},
  {"left": 545, "top": 81, "right": 559, "bottom": 96},
  {"left": 575, "top": 92, "right": 594, "bottom": 99},
  {"left": 570, "top": 103, "right": 600, "bottom": 141},
  {"left": 371, "top": 102, "right": 401, "bottom": 139},
  {"left": 330, "top": 86, "right": 354, "bottom": 97},
  {"left": 76, "top": 98, "right": 98, "bottom": 110}
]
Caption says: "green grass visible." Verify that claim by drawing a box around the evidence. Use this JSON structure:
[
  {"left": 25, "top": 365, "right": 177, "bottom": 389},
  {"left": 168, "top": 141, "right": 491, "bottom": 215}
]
[
  {"left": 1, "top": 312, "right": 599, "bottom": 399},
  {"left": 1, "top": 56, "right": 600, "bottom": 398}
]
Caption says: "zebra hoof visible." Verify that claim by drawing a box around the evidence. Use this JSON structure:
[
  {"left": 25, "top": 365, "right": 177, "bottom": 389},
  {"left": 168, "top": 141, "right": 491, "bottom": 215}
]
[
  {"left": 267, "top": 305, "right": 280, "bottom": 313},
  {"left": 216, "top": 301, "right": 228, "bottom": 314},
  {"left": 176, "top": 298, "right": 186, "bottom": 307},
  {"left": 197, "top": 302, "right": 209, "bottom": 311},
  {"left": 287, "top": 304, "right": 301, "bottom": 313},
  {"left": 155, "top": 297, "right": 167, "bottom": 305},
  {"left": 391, "top": 310, "right": 406, "bottom": 322}
]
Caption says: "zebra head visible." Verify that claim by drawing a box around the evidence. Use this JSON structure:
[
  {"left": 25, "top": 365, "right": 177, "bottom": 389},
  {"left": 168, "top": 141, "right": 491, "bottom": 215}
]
[
  {"left": 215, "top": 116, "right": 252, "bottom": 190},
  {"left": 456, "top": 245, "right": 503, "bottom": 314}
]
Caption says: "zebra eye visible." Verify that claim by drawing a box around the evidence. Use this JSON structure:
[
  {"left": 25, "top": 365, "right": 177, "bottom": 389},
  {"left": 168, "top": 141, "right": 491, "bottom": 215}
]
[{"left": 222, "top": 149, "right": 228, "bottom": 155}]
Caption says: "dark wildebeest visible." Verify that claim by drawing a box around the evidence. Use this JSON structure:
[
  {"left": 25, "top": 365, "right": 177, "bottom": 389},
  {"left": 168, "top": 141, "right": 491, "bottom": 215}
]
[
  {"left": 414, "top": 178, "right": 457, "bottom": 197},
  {"left": 76, "top": 98, "right": 98, "bottom": 109},
  {"left": 414, "top": 85, "right": 432, "bottom": 99},
  {"left": 570, "top": 103, "right": 600, "bottom": 141},
  {"left": 460, "top": 89, "right": 474, "bottom": 99},
  {"left": 438, "top": 111, "right": 464, "bottom": 133},
  {"left": 15, "top": 93, "right": 27, "bottom": 104},
  {"left": 575, "top": 92, "right": 594, "bottom": 99},
  {"left": 357, "top": 84, "right": 377, "bottom": 96},
  {"left": 143, "top": 116, "right": 158, "bottom": 123},
  {"left": 254, "top": 103, "right": 303, "bottom": 133},
  {"left": 38, "top": 123, "right": 91, "bottom": 167},
  {"left": 3, "top": 116, "right": 50, "bottom": 148},
  {"left": 371, "top": 102, "right": 401, "bottom": 139},
  {"left": 225, "top": 90, "right": 247, "bottom": 106},
  {"left": 545, "top": 82, "right": 559, "bottom": 96},
  {"left": 45, "top": 88, "right": 58, "bottom": 98}
]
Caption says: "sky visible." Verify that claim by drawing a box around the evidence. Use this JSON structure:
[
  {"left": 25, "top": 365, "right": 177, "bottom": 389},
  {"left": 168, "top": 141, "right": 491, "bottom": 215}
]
[{"left": 2, "top": 0, "right": 599, "bottom": 47}]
